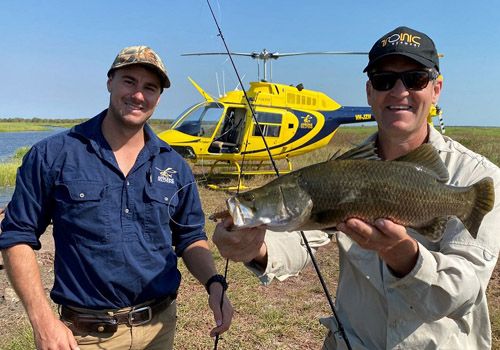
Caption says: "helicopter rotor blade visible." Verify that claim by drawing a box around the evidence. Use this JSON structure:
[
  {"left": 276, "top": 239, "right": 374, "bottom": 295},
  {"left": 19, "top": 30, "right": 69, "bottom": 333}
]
[
  {"left": 182, "top": 52, "right": 256, "bottom": 57},
  {"left": 271, "top": 51, "right": 368, "bottom": 58},
  {"left": 181, "top": 49, "right": 371, "bottom": 82},
  {"left": 182, "top": 50, "right": 369, "bottom": 60}
]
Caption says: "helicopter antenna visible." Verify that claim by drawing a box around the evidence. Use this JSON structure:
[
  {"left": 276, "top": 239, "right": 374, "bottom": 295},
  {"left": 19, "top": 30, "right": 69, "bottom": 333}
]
[
  {"left": 234, "top": 73, "right": 246, "bottom": 90},
  {"left": 182, "top": 49, "right": 368, "bottom": 82},
  {"left": 215, "top": 72, "right": 222, "bottom": 97},
  {"left": 269, "top": 60, "right": 276, "bottom": 81},
  {"left": 222, "top": 70, "right": 226, "bottom": 96}
]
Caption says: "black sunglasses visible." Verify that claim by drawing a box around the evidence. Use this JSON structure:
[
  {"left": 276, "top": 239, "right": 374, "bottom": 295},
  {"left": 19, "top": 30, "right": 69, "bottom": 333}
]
[{"left": 368, "top": 70, "right": 438, "bottom": 91}]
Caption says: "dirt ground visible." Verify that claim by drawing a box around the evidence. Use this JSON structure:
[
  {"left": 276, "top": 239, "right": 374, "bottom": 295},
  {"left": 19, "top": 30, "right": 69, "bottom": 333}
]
[
  {"left": 0, "top": 212, "right": 56, "bottom": 347},
  {"left": 1, "top": 212, "right": 499, "bottom": 348}
]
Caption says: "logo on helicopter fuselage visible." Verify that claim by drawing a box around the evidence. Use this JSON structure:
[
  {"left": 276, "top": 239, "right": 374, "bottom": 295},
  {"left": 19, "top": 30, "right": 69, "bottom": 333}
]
[{"left": 300, "top": 115, "right": 314, "bottom": 129}]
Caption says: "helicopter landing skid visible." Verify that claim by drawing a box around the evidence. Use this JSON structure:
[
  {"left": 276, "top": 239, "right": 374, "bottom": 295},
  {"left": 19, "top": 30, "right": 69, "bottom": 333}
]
[{"left": 200, "top": 158, "right": 293, "bottom": 191}]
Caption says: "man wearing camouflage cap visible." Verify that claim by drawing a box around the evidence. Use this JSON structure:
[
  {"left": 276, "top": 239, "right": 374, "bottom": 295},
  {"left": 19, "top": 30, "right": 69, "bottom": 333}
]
[{"left": 0, "top": 45, "right": 233, "bottom": 349}]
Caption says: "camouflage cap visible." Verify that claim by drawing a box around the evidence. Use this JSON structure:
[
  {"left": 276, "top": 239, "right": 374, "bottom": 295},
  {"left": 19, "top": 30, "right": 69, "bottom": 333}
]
[{"left": 108, "top": 46, "right": 171, "bottom": 88}]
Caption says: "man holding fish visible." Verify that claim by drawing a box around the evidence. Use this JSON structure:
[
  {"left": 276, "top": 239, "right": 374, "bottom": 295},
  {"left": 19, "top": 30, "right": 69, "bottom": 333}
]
[{"left": 213, "top": 26, "right": 500, "bottom": 349}]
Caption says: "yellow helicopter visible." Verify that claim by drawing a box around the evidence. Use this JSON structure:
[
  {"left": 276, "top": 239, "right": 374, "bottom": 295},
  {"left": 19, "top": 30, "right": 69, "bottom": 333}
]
[{"left": 157, "top": 49, "right": 442, "bottom": 189}]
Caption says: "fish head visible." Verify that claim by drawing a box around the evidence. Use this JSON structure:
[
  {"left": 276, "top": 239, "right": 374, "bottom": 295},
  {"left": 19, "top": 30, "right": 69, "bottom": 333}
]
[{"left": 227, "top": 179, "right": 313, "bottom": 231}]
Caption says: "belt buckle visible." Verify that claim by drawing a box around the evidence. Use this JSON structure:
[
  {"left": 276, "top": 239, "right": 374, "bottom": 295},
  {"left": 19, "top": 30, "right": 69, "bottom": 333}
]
[{"left": 128, "top": 305, "right": 152, "bottom": 326}]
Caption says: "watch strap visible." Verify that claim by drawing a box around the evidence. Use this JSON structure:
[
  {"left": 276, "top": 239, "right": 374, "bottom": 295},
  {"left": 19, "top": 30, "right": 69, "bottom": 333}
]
[{"left": 205, "top": 274, "right": 228, "bottom": 294}]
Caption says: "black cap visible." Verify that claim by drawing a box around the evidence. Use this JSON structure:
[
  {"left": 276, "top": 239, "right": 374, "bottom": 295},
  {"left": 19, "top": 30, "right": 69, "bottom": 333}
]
[{"left": 363, "top": 26, "right": 439, "bottom": 73}]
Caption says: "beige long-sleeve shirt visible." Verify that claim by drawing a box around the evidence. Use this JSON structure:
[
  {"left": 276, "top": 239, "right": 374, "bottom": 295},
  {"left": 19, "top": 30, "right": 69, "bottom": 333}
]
[{"left": 247, "top": 127, "right": 500, "bottom": 349}]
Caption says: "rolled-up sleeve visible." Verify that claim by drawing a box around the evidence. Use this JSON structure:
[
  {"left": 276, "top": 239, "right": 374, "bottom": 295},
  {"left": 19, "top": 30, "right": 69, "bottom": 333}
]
[
  {"left": 246, "top": 229, "right": 332, "bottom": 285},
  {"left": 0, "top": 145, "right": 54, "bottom": 250}
]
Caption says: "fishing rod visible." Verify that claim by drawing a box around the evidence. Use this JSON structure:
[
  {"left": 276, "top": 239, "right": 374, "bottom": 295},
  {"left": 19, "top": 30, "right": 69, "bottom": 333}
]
[
  {"left": 204, "top": 4, "right": 276, "bottom": 348},
  {"left": 204, "top": 1, "right": 352, "bottom": 349}
]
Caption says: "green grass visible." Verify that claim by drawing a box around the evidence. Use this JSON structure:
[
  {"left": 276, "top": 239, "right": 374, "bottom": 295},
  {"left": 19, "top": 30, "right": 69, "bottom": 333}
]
[
  {"left": 0, "top": 163, "right": 20, "bottom": 187},
  {"left": 0, "top": 118, "right": 172, "bottom": 133},
  {"left": 0, "top": 147, "right": 29, "bottom": 187},
  {"left": 1, "top": 126, "right": 499, "bottom": 349},
  {"left": 1, "top": 328, "right": 33, "bottom": 350},
  {"left": 443, "top": 127, "right": 500, "bottom": 166},
  {"left": 0, "top": 122, "right": 52, "bottom": 132}
]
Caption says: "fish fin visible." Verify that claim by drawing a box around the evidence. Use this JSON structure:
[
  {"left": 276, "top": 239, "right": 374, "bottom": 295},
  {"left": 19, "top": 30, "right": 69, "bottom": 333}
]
[
  {"left": 461, "top": 177, "right": 495, "bottom": 238},
  {"left": 415, "top": 216, "right": 449, "bottom": 242},
  {"left": 208, "top": 209, "right": 230, "bottom": 222},
  {"left": 394, "top": 144, "right": 449, "bottom": 182},
  {"left": 330, "top": 142, "right": 380, "bottom": 161},
  {"left": 328, "top": 149, "right": 342, "bottom": 160}
]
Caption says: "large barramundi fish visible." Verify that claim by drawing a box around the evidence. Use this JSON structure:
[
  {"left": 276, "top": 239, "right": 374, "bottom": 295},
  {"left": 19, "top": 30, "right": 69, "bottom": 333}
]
[{"left": 222, "top": 143, "right": 495, "bottom": 241}]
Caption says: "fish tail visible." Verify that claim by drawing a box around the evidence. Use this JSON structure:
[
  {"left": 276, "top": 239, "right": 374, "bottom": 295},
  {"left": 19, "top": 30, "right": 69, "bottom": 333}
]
[{"left": 462, "top": 177, "right": 495, "bottom": 238}]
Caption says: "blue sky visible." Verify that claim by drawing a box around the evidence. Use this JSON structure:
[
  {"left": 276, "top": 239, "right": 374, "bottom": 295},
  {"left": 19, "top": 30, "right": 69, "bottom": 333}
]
[{"left": 1, "top": 0, "right": 499, "bottom": 126}]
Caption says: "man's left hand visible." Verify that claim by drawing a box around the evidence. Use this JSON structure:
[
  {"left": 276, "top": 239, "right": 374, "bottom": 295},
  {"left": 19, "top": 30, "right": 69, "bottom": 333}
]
[
  {"left": 337, "top": 218, "right": 419, "bottom": 277},
  {"left": 208, "top": 283, "right": 233, "bottom": 337}
]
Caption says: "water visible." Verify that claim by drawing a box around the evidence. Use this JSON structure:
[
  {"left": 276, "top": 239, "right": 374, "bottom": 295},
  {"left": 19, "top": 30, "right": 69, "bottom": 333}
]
[
  {"left": 0, "top": 127, "right": 67, "bottom": 207},
  {"left": 0, "top": 187, "right": 14, "bottom": 208},
  {"left": 0, "top": 127, "right": 66, "bottom": 162}
]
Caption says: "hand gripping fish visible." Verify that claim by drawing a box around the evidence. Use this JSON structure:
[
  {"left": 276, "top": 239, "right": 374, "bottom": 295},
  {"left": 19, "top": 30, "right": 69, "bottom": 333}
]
[{"left": 212, "top": 143, "right": 495, "bottom": 241}]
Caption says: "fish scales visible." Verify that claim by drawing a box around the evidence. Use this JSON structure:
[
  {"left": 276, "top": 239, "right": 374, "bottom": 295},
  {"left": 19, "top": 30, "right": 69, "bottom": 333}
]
[
  {"left": 225, "top": 143, "right": 495, "bottom": 241},
  {"left": 294, "top": 159, "right": 475, "bottom": 231}
]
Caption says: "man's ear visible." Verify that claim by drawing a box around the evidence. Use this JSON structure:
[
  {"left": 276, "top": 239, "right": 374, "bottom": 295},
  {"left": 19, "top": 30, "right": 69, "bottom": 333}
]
[
  {"left": 107, "top": 78, "right": 112, "bottom": 93},
  {"left": 366, "top": 80, "right": 373, "bottom": 106},
  {"left": 432, "top": 75, "right": 443, "bottom": 105}
]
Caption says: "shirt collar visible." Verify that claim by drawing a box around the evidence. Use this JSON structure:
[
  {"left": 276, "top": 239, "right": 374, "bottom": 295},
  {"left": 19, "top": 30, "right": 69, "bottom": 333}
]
[
  {"left": 427, "top": 126, "right": 452, "bottom": 153},
  {"left": 364, "top": 126, "right": 451, "bottom": 155},
  {"left": 70, "top": 109, "right": 172, "bottom": 155},
  {"left": 143, "top": 121, "right": 172, "bottom": 155}
]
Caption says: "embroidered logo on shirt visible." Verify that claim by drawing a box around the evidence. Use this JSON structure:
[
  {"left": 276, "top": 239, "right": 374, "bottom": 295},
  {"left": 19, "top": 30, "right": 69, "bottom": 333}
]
[{"left": 156, "top": 167, "right": 177, "bottom": 184}]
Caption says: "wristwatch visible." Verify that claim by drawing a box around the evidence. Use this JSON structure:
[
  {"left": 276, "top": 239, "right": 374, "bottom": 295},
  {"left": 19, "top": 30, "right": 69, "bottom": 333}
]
[{"left": 205, "top": 274, "right": 228, "bottom": 294}]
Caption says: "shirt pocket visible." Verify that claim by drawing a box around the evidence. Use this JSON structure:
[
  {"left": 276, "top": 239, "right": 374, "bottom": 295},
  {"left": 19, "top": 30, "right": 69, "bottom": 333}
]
[
  {"left": 144, "top": 184, "right": 179, "bottom": 245},
  {"left": 53, "top": 181, "right": 110, "bottom": 244}
]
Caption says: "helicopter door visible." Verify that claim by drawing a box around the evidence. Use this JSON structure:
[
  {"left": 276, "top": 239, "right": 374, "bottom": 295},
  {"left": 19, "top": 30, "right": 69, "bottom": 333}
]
[
  {"left": 248, "top": 111, "right": 283, "bottom": 151},
  {"left": 209, "top": 107, "right": 246, "bottom": 153}
]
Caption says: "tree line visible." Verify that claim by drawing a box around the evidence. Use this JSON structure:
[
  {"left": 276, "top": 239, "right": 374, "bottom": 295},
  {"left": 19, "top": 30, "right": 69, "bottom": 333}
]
[{"left": 0, "top": 117, "right": 173, "bottom": 126}]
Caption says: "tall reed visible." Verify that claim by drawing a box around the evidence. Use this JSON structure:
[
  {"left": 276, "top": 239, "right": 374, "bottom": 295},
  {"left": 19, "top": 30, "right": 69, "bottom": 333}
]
[{"left": 0, "top": 146, "right": 29, "bottom": 187}]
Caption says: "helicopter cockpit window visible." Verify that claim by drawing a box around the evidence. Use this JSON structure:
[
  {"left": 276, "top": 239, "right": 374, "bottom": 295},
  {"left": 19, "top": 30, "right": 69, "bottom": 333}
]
[
  {"left": 253, "top": 112, "right": 281, "bottom": 137},
  {"left": 208, "top": 108, "right": 246, "bottom": 154},
  {"left": 172, "top": 102, "right": 223, "bottom": 137}
]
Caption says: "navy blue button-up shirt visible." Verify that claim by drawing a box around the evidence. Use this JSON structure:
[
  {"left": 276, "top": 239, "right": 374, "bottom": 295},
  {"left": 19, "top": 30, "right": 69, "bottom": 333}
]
[{"left": 0, "top": 111, "right": 207, "bottom": 309}]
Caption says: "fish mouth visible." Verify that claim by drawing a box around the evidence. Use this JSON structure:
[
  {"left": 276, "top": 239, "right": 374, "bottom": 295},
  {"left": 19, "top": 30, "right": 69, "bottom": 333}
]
[
  {"left": 226, "top": 191, "right": 314, "bottom": 231},
  {"left": 227, "top": 197, "right": 270, "bottom": 229}
]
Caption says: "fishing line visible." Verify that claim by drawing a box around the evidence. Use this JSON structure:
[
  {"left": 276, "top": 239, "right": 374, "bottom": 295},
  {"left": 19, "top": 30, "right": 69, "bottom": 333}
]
[
  {"left": 205, "top": 0, "right": 280, "bottom": 177},
  {"left": 213, "top": 258, "right": 230, "bottom": 349},
  {"left": 165, "top": 180, "right": 206, "bottom": 229},
  {"left": 205, "top": 1, "right": 352, "bottom": 349}
]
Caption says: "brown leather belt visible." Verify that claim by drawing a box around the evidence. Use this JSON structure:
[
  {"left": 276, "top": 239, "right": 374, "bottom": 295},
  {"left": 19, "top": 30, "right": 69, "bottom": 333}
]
[{"left": 60, "top": 294, "right": 176, "bottom": 333}]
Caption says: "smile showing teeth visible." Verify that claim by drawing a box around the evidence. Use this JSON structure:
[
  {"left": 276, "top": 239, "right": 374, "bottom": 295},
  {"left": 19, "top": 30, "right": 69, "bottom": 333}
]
[
  {"left": 388, "top": 105, "right": 411, "bottom": 110},
  {"left": 126, "top": 103, "right": 143, "bottom": 110}
]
